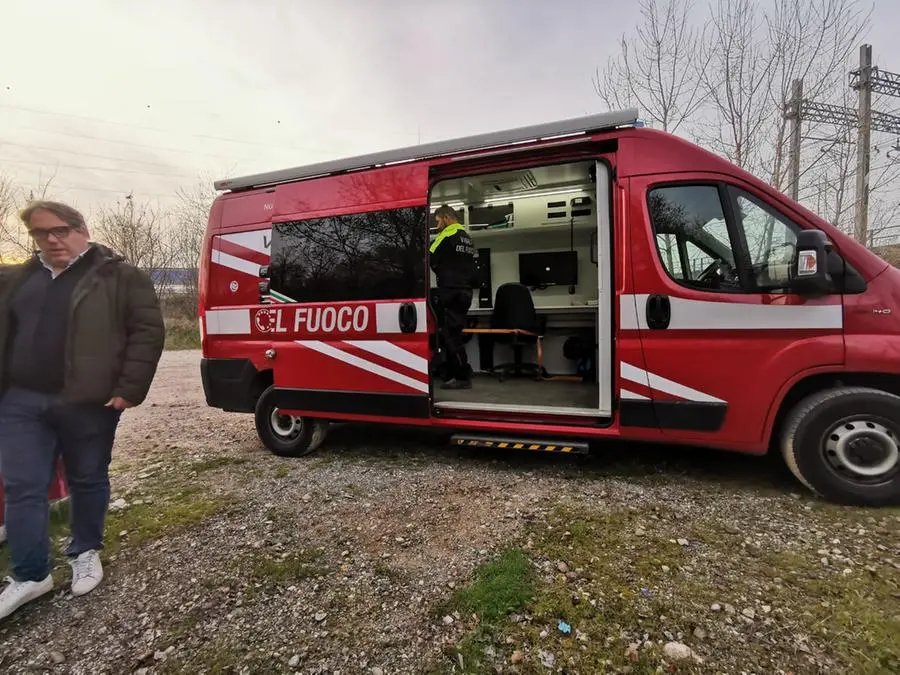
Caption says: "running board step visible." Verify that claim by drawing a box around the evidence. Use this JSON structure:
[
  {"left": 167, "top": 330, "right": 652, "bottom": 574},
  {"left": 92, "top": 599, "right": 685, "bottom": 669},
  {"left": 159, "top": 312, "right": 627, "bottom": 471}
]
[{"left": 450, "top": 434, "right": 589, "bottom": 454}]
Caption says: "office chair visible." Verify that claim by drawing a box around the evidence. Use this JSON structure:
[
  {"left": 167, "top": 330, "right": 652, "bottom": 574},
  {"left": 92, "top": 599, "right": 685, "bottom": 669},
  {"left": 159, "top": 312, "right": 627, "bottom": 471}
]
[{"left": 485, "top": 282, "right": 546, "bottom": 381}]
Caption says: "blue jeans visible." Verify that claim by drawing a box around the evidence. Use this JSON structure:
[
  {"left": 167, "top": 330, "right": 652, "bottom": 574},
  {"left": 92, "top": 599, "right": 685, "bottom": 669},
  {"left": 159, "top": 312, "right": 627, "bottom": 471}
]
[{"left": 0, "top": 387, "right": 121, "bottom": 582}]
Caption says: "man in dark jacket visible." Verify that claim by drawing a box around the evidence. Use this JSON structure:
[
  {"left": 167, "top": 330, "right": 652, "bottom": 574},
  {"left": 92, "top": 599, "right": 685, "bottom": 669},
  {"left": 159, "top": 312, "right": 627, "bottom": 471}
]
[
  {"left": 0, "top": 200, "right": 165, "bottom": 621},
  {"left": 429, "top": 205, "right": 477, "bottom": 390}
]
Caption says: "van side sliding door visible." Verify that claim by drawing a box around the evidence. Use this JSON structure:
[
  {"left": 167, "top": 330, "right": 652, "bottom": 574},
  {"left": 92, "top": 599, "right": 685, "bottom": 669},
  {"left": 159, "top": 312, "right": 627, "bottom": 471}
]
[{"left": 260, "top": 206, "right": 432, "bottom": 424}]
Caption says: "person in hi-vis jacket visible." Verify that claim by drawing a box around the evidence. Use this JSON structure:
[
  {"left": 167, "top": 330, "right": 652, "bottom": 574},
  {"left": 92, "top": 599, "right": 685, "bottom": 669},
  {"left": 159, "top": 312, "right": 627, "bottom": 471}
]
[{"left": 429, "top": 205, "right": 477, "bottom": 390}]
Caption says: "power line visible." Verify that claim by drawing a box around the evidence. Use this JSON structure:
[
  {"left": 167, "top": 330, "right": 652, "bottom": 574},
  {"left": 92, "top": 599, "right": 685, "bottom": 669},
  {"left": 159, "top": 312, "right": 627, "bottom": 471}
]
[
  {"left": 0, "top": 102, "right": 342, "bottom": 155},
  {"left": 0, "top": 139, "right": 182, "bottom": 169},
  {"left": 0, "top": 156, "right": 194, "bottom": 180},
  {"left": 5, "top": 122, "right": 282, "bottom": 164}
]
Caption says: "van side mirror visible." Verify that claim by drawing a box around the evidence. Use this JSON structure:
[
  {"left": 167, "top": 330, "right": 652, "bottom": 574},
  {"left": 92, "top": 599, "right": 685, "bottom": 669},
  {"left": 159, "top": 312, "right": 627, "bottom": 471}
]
[{"left": 791, "top": 229, "right": 833, "bottom": 296}]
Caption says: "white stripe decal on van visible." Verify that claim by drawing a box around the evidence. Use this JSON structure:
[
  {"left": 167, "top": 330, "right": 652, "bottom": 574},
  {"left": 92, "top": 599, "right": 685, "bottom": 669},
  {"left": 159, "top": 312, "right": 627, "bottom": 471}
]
[
  {"left": 211, "top": 248, "right": 262, "bottom": 277},
  {"left": 220, "top": 231, "right": 271, "bottom": 256},
  {"left": 620, "top": 388, "right": 649, "bottom": 401},
  {"left": 343, "top": 340, "right": 429, "bottom": 374},
  {"left": 297, "top": 340, "right": 429, "bottom": 394},
  {"left": 375, "top": 301, "right": 428, "bottom": 334},
  {"left": 619, "top": 294, "right": 842, "bottom": 331},
  {"left": 621, "top": 362, "right": 725, "bottom": 404},
  {"left": 205, "top": 308, "right": 251, "bottom": 335}
]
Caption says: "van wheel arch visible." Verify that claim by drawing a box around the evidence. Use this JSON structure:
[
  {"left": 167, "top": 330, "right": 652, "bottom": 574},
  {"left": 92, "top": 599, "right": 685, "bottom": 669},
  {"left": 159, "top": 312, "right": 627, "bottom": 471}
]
[
  {"left": 780, "top": 386, "right": 900, "bottom": 506},
  {"left": 768, "top": 371, "right": 900, "bottom": 453},
  {"left": 254, "top": 385, "right": 328, "bottom": 457}
]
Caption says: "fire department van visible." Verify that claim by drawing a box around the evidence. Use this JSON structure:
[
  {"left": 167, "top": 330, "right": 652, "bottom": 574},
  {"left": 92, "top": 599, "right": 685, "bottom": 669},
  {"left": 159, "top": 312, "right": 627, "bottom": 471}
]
[{"left": 198, "top": 109, "right": 900, "bottom": 507}]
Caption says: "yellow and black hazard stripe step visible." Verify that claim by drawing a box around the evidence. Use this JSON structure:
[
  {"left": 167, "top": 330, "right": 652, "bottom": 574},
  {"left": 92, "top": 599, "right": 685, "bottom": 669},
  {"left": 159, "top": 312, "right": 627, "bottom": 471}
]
[{"left": 450, "top": 434, "right": 589, "bottom": 455}]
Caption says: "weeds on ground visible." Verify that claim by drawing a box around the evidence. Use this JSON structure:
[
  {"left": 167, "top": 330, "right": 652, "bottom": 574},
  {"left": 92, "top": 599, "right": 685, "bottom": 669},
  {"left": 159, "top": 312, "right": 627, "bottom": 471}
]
[
  {"left": 248, "top": 548, "right": 327, "bottom": 587},
  {"left": 190, "top": 456, "right": 249, "bottom": 473},
  {"left": 104, "top": 486, "right": 233, "bottom": 556},
  {"left": 440, "top": 503, "right": 900, "bottom": 674},
  {"left": 164, "top": 316, "right": 200, "bottom": 350}
]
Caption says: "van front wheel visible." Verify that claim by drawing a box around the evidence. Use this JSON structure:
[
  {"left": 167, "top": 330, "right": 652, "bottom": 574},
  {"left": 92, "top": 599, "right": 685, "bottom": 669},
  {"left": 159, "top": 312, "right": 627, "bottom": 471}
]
[
  {"left": 781, "top": 386, "right": 900, "bottom": 506},
  {"left": 254, "top": 386, "right": 328, "bottom": 457}
]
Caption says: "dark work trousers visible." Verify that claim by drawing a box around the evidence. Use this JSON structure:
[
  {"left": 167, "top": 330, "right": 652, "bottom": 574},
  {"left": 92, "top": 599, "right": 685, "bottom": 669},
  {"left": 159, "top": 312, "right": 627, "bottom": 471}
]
[
  {"left": 436, "top": 287, "right": 473, "bottom": 381},
  {"left": 0, "top": 387, "right": 121, "bottom": 582}
]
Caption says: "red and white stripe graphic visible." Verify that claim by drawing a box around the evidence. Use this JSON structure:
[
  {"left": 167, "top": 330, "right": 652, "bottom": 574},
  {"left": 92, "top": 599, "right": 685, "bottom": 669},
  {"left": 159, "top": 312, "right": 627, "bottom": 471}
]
[
  {"left": 211, "top": 231, "right": 271, "bottom": 279},
  {"left": 297, "top": 340, "right": 429, "bottom": 394},
  {"left": 618, "top": 361, "right": 725, "bottom": 404}
]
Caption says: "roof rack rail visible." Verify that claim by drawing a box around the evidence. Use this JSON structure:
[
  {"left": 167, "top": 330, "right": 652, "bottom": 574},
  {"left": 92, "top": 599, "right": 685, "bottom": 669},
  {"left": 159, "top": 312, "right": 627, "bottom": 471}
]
[{"left": 214, "top": 108, "right": 639, "bottom": 192}]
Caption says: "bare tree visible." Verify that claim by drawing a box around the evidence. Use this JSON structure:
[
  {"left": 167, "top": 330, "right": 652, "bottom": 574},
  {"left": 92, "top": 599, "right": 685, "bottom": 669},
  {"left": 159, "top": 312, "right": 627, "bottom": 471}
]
[
  {"left": 696, "top": 0, "right": 776, "bottom": 175},
  {"left": 168, "top": 174, "right": 219, "bottom": 315},
  {"left": 594, "top": 0, "right": 708, "bottom": 133},
  {"left": 94, "top": 195, "right": 173, "bottom": 295},
  {"left": 0, "top": 170, "right": 59, "bottom": 261},
  {"left": 765, "top": 0, "right": 871, "bottom": 190}
]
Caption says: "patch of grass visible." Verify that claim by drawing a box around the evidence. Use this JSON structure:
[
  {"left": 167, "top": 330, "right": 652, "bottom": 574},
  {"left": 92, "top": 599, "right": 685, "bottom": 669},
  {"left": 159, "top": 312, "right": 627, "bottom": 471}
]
[
  {"left": 248, "top": 548, "right": 327, "bottom": 586},
  {"left": 446, "top": 548, "right": 535, "bottom": 624},
  {"left": 105, "top": 488, "right": 230, "bottom": 555},
  {"left": 157, "top": 643, "right": 263, "bottom": 674},
  {"left": 441, "top": 504, "right": 900, "bottom": 675},
  {"left": 273, "top": 465, "right": 290, "bottom": 479},
  {"left": 164, "top": 316, "right": 201, "bottom": 350},
  {"left": 190, "top": 456, "right": 249, "bottom": 473}
]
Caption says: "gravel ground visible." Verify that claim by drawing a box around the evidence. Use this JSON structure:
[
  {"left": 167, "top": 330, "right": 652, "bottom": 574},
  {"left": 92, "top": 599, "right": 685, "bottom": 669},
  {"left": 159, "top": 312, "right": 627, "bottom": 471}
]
[{"left": 0, "top": 350, "right": 897, "bottom": 674}]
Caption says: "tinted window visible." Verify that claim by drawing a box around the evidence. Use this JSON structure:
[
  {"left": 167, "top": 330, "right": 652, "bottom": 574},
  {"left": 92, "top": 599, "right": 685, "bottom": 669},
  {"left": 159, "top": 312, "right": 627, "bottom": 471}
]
[
  {"left": 732, "top": 189, "right": 798, "bottom": 291},
  {"left": 647, "top": 185, "right": 742, "bottom": 291},
  {"left": 270, "top": 206, "right": 427, "bottom": 303}
]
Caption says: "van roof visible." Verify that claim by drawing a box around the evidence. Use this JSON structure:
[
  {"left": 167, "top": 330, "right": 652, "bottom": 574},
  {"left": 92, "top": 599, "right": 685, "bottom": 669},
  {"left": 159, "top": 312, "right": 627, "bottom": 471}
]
[{"left": 213, "top": 108, "right": 640, "bottom": 192}]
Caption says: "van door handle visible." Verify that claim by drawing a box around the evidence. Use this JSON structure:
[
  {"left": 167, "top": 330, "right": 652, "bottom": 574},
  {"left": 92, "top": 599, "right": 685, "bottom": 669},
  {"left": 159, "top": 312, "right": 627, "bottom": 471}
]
[
  {"left": 398, "top": 302, "right": 417, "bottom": 333},
  {"left": 646, "top": 294, "right": 671, "bottom": 329}
]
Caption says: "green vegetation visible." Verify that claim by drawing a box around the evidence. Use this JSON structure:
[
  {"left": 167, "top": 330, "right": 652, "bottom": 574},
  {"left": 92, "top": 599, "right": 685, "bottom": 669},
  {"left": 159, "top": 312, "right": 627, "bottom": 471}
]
[
  {"left": 439, "top": 504, "right": 900, "bottom": 674},
  {"left": 189, "top": 456, "right": 249, "bottom": 473},
  {"left": 437, "top": 548, "right": 536, "bottom": 673},
  {"left": 104, "top": 486, "right": 231, "bottom": 556},
  {"left": 248, "top": 548, "right": 327, "bottom": 586},
  {"left": 164, "top": 315, "right": 200, "bottom": 350}
]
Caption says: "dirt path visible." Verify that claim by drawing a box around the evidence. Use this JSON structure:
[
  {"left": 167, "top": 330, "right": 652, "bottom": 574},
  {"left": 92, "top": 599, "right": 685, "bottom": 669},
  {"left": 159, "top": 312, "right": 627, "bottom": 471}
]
[{"left": 0, "top": 351, "right": 897, "bottom": 674}]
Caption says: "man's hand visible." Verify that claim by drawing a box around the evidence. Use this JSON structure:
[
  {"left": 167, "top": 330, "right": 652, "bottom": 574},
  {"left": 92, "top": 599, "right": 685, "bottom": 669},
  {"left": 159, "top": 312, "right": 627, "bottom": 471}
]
[{"left": 105, "top": 396, "right": 134, "bottom": 411}]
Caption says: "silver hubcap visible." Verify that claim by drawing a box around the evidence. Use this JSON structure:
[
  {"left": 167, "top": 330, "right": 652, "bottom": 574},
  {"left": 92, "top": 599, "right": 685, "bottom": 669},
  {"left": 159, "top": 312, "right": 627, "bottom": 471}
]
[
  {"left": 823, "top": 418, "right": 900, "bottom": 481},
  {"left": 270, "top": 408, "right": 302, "bottom": 440}
]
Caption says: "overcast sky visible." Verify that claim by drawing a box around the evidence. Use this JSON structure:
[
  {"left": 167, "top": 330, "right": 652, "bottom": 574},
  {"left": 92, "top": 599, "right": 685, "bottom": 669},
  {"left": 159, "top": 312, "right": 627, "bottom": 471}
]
[{"left": 2, "top": 0, "right": 899, "bottom": 218}]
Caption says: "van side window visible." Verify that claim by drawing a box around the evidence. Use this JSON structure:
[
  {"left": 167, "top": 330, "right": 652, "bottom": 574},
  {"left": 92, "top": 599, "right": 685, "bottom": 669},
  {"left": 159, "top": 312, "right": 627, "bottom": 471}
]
[
  {"left": 646, "top": 185, "right": 743, "bottom": 291},
  {"left": 269, "top": 206, "right": 427, "bottom": 303},
  {"left": 730, "top": 189, "right": 798, "bottom": 292}
]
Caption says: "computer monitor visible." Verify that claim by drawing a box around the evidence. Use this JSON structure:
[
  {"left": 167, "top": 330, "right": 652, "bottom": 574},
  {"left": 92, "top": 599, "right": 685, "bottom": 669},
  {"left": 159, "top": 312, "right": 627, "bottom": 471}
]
[{"left": 518, "top": 251, "right": 578, "bottom": 287}]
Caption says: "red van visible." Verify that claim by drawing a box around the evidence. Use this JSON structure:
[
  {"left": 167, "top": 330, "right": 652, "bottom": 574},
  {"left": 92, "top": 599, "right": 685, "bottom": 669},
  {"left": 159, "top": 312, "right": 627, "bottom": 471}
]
[{"left": 198, "top": 109, "right": 900, "bottom": 506}]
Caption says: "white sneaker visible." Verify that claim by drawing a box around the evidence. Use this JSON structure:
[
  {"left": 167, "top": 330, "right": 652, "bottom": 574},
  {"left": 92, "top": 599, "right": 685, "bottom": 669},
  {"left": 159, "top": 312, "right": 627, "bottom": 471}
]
[
  {"left": 69, "top": 550, "right": 103, "bottom": 597},
  {"left": 0, "top": 525, "right": 6, "bottom": 545},
  {"left": 0, "top": 574, "right": 54, "bottom": 621}
]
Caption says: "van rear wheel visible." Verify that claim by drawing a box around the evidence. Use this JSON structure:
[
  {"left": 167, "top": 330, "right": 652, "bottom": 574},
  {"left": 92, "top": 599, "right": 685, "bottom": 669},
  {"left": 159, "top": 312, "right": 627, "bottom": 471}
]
[
  {"left": 781, "top": 386, "right": 900, "bottom": 506},
  {"left": 254, "top": 385, "right": 328, "bottom": 457}
]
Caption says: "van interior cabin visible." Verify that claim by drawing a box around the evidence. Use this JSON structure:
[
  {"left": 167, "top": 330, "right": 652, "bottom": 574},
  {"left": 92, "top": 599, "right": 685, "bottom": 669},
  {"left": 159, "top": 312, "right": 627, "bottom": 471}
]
[{"left": 428, "top": 160, "right": 604, "bottom": 417}]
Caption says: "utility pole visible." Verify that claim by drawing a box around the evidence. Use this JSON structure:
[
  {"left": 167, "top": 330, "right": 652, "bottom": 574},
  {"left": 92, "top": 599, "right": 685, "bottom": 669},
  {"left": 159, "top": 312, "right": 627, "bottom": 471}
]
[
  {"left": 788, "top": 43, "right": 900, "bottom": 246},
  {"left": 786, "top": 79, "right": 803, "bottom": 201},
  {"left": 853, "top": 44, "right": 873, "bottom": 246}
]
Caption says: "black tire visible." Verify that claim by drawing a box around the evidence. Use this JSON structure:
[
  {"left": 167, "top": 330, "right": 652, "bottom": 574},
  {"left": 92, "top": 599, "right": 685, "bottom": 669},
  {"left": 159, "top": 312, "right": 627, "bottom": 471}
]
[
  {"left": 254, "top": 385, "right": 328, "bottom": 457},
  {"left": 781, "top": 386, "right": 900, "bottom": 506}
]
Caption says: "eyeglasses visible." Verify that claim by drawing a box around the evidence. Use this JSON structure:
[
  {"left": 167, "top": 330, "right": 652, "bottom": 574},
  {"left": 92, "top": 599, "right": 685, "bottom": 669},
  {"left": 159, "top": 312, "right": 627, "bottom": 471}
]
[{"left": 28, "top": 226, "right": 73, "bottom": 242}]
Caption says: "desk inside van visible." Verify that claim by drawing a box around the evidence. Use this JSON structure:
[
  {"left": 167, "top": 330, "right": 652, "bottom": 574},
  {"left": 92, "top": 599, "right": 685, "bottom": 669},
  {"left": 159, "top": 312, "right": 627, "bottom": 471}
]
[
  {"left": 466, "top": 304, "right": 596, "bottom": 330},
  {"left": 467, "top": 304, "right": 596, "bottom": 317}
]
